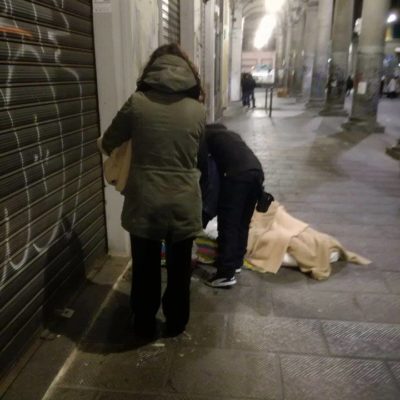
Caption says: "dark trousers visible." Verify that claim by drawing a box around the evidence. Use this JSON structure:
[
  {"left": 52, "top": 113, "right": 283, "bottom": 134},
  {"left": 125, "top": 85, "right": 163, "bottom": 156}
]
[
  {"left": 216, "top": 172, "right": 262, "bottom": 278},
  {"left": 242, "top": 90, "right": 250, "bottom": 106},
  {"left": 249, "top": 90, "right": 255, "bottom": 108},
  {"left": 130, "top": 235, "right": 194, "bottom": 334},
  {"left": 242, "top": 90, "right": 255, "bottom": 107}
]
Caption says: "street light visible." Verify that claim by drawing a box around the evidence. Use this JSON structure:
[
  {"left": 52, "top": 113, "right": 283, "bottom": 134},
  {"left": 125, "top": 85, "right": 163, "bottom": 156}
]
[{"left": 387, "top": 13, "right": 397, "bottom": 24}]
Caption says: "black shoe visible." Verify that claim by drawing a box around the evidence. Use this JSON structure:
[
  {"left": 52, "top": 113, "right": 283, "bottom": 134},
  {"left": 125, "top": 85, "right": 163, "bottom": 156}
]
[
  {"left": 163, "top": 324, "right": 186, "bottom": 338},
  {"left": 205, "top": 274, "right": 237, "bottom": 288},
  {"left": 256, "top": 191, "right": 274, "bottom": 213}
]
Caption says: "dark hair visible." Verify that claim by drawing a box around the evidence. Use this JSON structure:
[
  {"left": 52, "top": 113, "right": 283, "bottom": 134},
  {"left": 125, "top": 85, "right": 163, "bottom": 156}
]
[
  {"left": 136, "top": 43, "right": 205, "bottom": 103},
  {"left": 206, "top": 123, "right": 227, "bottom": 130}
]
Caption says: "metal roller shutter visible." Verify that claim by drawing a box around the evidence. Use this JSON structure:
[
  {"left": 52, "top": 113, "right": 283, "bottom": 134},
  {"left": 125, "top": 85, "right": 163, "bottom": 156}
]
[
  {"left": 0, "top": 0, "right": 106, "bottom": 374},
  {"left": 161, "top": 0, "right": 181, "bottom": 44}
]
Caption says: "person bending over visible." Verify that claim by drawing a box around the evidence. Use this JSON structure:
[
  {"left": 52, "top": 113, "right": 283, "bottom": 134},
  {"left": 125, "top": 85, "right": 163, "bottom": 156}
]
[{"left": 202, "top": 124, "right": 264, "bottom": 288}]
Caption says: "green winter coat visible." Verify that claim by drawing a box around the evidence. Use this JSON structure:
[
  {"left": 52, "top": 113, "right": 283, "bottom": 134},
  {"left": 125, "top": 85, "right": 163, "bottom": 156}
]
[{"left": 101, "top": 55, "right": 206, "bottom": 242}]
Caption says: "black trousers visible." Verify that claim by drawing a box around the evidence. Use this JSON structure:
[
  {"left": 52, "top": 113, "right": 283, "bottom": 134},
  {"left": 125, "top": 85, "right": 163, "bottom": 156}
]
[
  {"left": 130, "top": 235, "right": 194, "bottom": 334},
  {"left": 249, "top": 90, "right": 255, "bottom": 108},
  {"left": 216, "top": 171, "right": 262, "bottom": 278},
  {"left": 242, "top": 90, "right": 250, "bottom": 106}
]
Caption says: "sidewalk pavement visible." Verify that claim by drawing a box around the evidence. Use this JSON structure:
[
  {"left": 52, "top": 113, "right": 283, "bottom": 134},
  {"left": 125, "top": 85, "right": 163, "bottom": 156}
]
[{"left": 3, "top": 93, "right": 400, "bottom": 400}]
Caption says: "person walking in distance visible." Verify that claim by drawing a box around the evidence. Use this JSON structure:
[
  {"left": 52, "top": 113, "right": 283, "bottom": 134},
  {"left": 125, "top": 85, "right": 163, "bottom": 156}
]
[
  {"left": 241, "top": 73, "right": 257, "bottom": 108},
  {"left": 100, "top": 44, "right": 206, "bottom": 338},
  {"left": 248, "top": 74, "right": 257, "bottom": 108},
  {"left": 345, "top": 75, "right": 354, "bottom": 96}
]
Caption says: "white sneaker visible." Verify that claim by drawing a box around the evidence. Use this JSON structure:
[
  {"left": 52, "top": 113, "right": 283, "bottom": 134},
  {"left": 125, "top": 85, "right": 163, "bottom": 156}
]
[{"left": 205, "top": 275, "right": 237, "bottom": 288}]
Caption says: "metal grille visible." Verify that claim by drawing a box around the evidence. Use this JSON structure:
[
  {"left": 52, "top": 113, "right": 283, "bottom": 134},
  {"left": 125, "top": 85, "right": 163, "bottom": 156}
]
[
  {"left": 0, "top": 0, "right": 106, "bottom": 374},
  {"left": 161, "top": 0, "right": 180, "bottom": 44}
]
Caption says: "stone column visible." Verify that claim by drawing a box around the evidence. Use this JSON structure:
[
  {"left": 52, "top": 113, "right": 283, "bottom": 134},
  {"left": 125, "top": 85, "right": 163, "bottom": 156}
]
[
  {"left": 343, "top": 0, "right": 391, "bottom": 133},
  {"left": 306, "top": 0, "right": 334, "bottom": 108},
  {"left": 275, "top": 22, "right": 285, "bottom": 87},
  {"left": 229, "top": 2, "right": 243, "bottom": 101},
  {"left": 287, "top": 13, "right": 300, "bottom": 95},
  {"left": 180, "top": 0, "right": 202, "bottom": 69},
  {"left": 204, "top": 0, "right": 216, "bottom": 122},
  {"left": 320, "top": 0, "right": 354, "bottom": 116},
  {"left": 301, "top": 0, "right": 318, "bottom": 100},
  {"left": 282, "top": 11, "right": 292, "bottom": 92},
  {"left": 292, "top": 9, "right": 306, "bottom": 97}
]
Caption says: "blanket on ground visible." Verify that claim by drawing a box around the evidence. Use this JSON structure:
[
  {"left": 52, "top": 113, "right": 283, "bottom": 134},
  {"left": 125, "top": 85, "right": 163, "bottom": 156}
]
[{"left": 197, "top": 201, "right": 371, "bottom": 280}]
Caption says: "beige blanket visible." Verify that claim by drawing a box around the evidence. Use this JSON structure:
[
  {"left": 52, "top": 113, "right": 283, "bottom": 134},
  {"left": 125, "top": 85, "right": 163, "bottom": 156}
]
[{"left": 245, "top": 202, "right": 371, "bottom": 280}]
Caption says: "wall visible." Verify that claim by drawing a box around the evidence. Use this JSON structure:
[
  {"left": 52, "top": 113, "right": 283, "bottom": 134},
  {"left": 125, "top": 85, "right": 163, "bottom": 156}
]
[
  {"left": 93, "top": 0, "right": 159, "bottom": 256},
  {"left": 180, "top": 0, "right": 203, "bottom": 73}
]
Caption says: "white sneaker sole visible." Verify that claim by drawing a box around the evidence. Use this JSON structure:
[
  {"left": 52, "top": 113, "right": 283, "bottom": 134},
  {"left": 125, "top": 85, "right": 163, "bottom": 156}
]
[{"left": 205, "top": 277, "right": 237, "bottom": 288}]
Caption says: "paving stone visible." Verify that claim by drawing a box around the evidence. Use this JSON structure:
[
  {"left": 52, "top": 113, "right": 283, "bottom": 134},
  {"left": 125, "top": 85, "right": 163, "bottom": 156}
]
[
  {"left": 191, "top": 283, "right": 273, "bottom": 317},
  {"left": 307, "top": 267, "right": 389, "bottom": 294},
  {"left": 384, "top": 272, "right": 400, "bottom": 294},
  {"left": 272, "top": 289, "right": 365, "bottom": 321},
  {"left": 96, "top": 393, "right": 237, "bottom": 400},
  {"left": 47, "top": 388, "right": 98, "bottom": 400},
  {"left": 240, "top": 267, "right": 309, "bottom": 290},
  {"left": 312, "top": 223, "right": 391, "bottom": 240},
  {"left": 322, "top": 320, "right": 400, "bottom": 359},
  {"left": 172, "top": 312, "right": 227, "bottom": 348},
  {"left": 59, "top": 347, "right": 172, "bottom": 392},
  {"left": 356, "top": 294, "right": 400, "bottom": 324},
  {"left": 338, "top": 237, "right": 400, "bottom": 256},
  {"left": 226, "top": 315, "right": 328, "bottom": 355},
  {"left": 82, "top": 307, "right": 134, "bottom": 349},
  {"left": 388, "top": 362, "right": 400, "bottom": 386},
  {"left": 281, "top": 192, "right": 398, "bottom": 208},
  {"left": 370, "top": 254, "right": 400, "bottom": 272},
  {"left": 96, "top": 394, "right": 162, "bottom": 400},
  {"left": 167, "top": 348, "right": 282, "bottom": 399},
  {"left": 281, "top": 354, "right": 400, "bottom": 400}
]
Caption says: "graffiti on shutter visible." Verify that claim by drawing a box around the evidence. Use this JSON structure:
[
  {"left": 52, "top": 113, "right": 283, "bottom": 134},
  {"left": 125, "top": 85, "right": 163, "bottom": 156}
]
[{"left": 0, "top": 0, "right": 106, "bottom": 374}]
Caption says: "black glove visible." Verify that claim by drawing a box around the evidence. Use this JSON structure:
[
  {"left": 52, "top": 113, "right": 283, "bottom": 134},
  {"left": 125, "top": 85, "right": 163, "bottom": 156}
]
[{"left": 256, "top": 191, "right": 274, "bottom": 213}]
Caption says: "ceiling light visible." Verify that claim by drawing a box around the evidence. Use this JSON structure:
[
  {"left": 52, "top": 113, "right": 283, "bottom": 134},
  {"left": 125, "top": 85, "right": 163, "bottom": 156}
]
[
  {"left": 254, "top": 14, "right": 276, "bottom": 49},
  {"left": 265, "top": 0, "right": 285, "bottom": 13}
]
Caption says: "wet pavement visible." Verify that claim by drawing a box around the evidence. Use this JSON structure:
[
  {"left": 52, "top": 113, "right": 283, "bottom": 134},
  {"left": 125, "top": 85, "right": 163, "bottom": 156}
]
[{"left": 4, "top": 92, "right": 400, "bottom": 400}]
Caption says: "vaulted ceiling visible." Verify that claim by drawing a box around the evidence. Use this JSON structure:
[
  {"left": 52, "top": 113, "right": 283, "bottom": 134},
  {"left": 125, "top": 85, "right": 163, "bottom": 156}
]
[
  {"left": 239, "top": 0, "right": 304, "bottom": 51},
  {"left": 238, "top": 0, "right": 369, "bottom": 52}
]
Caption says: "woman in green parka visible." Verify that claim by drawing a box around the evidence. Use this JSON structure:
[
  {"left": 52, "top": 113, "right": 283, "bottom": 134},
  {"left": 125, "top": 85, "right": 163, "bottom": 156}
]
[{"left": 101, "top": 44, "right": 206, "bottom": 338}]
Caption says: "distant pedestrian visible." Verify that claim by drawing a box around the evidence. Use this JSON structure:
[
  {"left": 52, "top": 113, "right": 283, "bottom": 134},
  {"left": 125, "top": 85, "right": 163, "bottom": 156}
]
[
  {"left": 241, "top": 73, "right": 251, "bottom": 107},
  {"left": 247, "top": 74, "right": 256, "bottom": 108},
  {"left": 387, "top": 76, "right": 399, "bottom": 99},
  {"left": 345, "top": 76, "right": 353, "bottom": 96},
  {"left": 380, "top": 75, "right": 386, "bottom": 96},
  {"left": 241, "top": 73, "right": 256, "bottom": 108}
]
